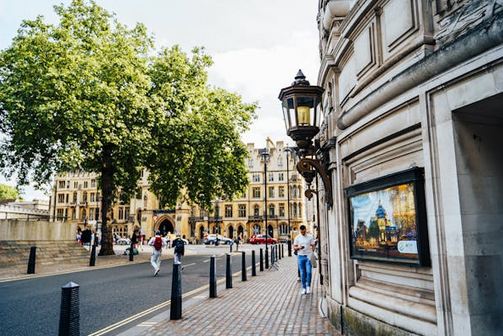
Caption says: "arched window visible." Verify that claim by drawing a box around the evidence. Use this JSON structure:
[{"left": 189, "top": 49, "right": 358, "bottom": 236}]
[
  {"left": 268, "top": 204, "right": 275, "bottom": 217},
  {"left": 254, "top": 204, "right": 260, "bottom": 216},
  {"left": 293, "top": 203, "right": 298, "bottom": 217},
  {"left": 279, "top": 224, "right": 288, "bottom": 235},
  {"left": 253, "top": 224, "right": 261, "bottom": 235},
  {"left": 298, "top": 203, "right": 302, "bottom": 216},
  {"left": 143, "top": 194, "right": 148, "bottom": 209}
]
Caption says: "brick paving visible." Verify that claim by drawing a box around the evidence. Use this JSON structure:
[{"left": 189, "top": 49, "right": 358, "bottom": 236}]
[{"left": 134, "top": 255, "right": 339, "bottom": 336}]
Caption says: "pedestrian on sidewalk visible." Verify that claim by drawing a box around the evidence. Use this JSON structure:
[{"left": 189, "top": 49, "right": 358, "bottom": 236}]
[
  {"left": 172, "top": 234, "right": 185, "bottom": 266},
  {"left": 293, "top": 224, "right": 316, "bottom": 295},
  {"left": 148, "top": 231, "right": 167, "bottom": 276}
]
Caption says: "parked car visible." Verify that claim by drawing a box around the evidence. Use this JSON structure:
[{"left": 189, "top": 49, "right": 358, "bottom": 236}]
[
  {"left": 116, "top": 238, "right": 131, "bottom": 245},
  {"left": 204, "top": 234, "right": 233, "bottom": 245},
  {"left": 249, "top": 234, "right": 277, "bottom": 244}
]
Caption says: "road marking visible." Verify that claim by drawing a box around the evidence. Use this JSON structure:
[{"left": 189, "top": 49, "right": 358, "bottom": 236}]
[
  {"left": 202, "top": 259, "right": 210, "bottom": 263},
  {"left": 184, "top": 263, "right": 196, "bottom": 267}
]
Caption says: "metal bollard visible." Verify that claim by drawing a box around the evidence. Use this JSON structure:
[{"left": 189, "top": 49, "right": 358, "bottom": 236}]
[
  {"left": 129, "top": 241, "right": 134, "bottom": 261},
  {"left": 170, "top": 264, "right": 182, "bottom": 320},
  {"left": 265, "top": 247, "right": 269, "bottom": 269},
  {"left": 27, "top": 246, "right": 36, "bottom": 274},
  {"left": 251, "top": 250, "right": 256, "bottom": 276},
  {"left": 282, "top": 243, "right": 285, "bottom": 258},
  {"left": 241, "top": 251, "right": 247, "bottom": 281},
  {"left": 209, "top": 255, "right": 217, "bottom": 298},
  {"left": 271, "top": 245, "right": 275, "bottom": 264},
  {"left": 58, "top": 282, "right": 80, "bottom": 336},
  {"left": 259, "top": 248, "right": 264, "bottom": 272},
  {"left": 89, "top": 244, "right": 96, "bottom": 267},
  {"left": 288, "top": 240, "right": 292, "bottom": 257},
  {"left": 226, "top": 253, "right": 232, "bottom": 289},
  {"left": 279, "top": 244, "right": 282, "bottom": 260}
]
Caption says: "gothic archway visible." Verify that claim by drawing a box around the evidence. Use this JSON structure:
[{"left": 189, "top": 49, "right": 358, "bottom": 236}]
[
  {"left": 199, "top": 225, "right": 205, "bottom": 240},
  {"left": 267, "top": 225, "right": 274, "bottom": 238},
  {"left": 228, "top": 225, "right": 234, "bottom": 238},
  {"left": 156, "top": 217, "right": 174, "bottom": 237}
]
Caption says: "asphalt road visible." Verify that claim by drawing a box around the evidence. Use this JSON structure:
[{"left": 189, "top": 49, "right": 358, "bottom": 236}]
[{"left": 0, "top": 252, "right": 255, "bottom": 336}]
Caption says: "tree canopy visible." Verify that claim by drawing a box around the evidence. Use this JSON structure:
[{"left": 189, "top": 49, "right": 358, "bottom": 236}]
[
  {"left": 0, "top": 184, "right": 20, "bottom": 203},
  {"left": 0, "top": 0, "right": 256, "bottom": 254}
]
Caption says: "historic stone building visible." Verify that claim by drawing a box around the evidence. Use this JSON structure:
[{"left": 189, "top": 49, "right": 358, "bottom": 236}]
[
  {"left": 188, "top": 141, "right": 308, "bottom": 242},
  {"left": 50, "top": 140, "right": 310, "bottom": 241},
  {"left": 312, "top": 0, "right": 503, "bottom": 335}
]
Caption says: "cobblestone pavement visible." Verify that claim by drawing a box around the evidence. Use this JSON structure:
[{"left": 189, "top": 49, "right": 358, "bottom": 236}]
[{"left": 133, "top": 255, "right": 339, "bottom": 336}]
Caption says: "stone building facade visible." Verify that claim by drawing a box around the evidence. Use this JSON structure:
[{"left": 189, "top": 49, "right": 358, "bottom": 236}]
[
  {"left": 50, "top": 140, "right": 310, "bottom": 241},
  {"left": 314, "top": 0, "right": 503, "bottom": 335}
]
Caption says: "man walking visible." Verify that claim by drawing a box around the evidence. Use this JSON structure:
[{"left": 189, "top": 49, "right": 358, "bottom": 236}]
[
  {"left": 148, "top": 231, "right": 167, "bottom": 276},
  {"left": 172, "top": 234, "right": 185, "bottom": 266},
  {"left": 293, "top": 225, "right": 316, "bottom": 295}
]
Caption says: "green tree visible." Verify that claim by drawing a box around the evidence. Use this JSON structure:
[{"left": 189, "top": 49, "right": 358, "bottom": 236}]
[
  {"left": 146, "top": 47, "right": 256, "bottom": 209},
  {"left": 0, "top": 0, "right": 256, "bottom": 254},
  {"left": 0, "top": 184, "right": 19, "bottom": 203}
]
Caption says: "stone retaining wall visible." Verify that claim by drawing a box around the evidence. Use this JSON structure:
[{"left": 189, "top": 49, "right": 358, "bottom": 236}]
[{"left": 0, "top": 220, "right": 76, "bottom": 241}]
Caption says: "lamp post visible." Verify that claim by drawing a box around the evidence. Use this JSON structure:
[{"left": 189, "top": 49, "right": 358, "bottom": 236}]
[
  {"left": 278, "top": 70, "right": 332, "bottom": 207},
  {"left": 260, "top": 148, "right": 270, "bottom": 266},
  {"left": 285, "top": 146, "right": 293, "bottom": 242}
]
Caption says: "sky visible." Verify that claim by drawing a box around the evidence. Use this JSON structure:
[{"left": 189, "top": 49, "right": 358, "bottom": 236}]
[{"left": 0, "top": 0, "right": 320, "bottom": 200}]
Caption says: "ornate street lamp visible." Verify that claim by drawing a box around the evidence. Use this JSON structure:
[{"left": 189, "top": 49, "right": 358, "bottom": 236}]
[{"left": 279, "top": 70, "right": 332, "bottom": 207}]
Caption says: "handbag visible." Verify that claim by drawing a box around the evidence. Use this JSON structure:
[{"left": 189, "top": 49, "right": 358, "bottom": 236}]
[{"left": 310, "top": 252, "right": 317, "bottom": 268}]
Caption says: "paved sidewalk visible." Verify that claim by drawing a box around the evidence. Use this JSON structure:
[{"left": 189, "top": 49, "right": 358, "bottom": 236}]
[{"left": 124, "top": 255, "right": 339, "bottom": 336}]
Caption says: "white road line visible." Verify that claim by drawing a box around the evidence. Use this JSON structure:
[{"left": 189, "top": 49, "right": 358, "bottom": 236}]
[
  {"left": 184, "top": 263, "right": 196, "bottom": 267},
  {"left": 202, "top": 259, "right": 210, "bottom": 263}
]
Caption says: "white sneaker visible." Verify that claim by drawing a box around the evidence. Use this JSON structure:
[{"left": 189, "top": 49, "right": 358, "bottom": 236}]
[
  {"left": 301, "top": 288, "right": 306, "bottom": 295},
  {"left": 306, "top": 287, "right": 311, "bottom": 294}
]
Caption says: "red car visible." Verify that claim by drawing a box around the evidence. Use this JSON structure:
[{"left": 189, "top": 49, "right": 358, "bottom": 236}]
[{"left": 249, "top": 234, "right": 278, "bottom": 244}]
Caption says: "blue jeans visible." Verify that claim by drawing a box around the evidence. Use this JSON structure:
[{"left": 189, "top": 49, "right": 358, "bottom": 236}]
[{"left": 297, "top": 255, "right": 312, "bottom": 289}]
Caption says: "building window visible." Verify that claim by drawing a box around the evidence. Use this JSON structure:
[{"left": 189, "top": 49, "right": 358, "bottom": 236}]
[
  {"left": 72, "top": 192, "right": 77, "bottom": 203},
  {"left": 268, "top": 204, "right": 275, "bottom": 217},
  {"left": 279, "top": 204, "right": 285, "bottom": 217},
  {"left": 73, "top": 181, "right": 78, "bottom": 189},
  {"left": 57, "top": 208, "right": 64, "bottom": 219},
  {"left": 293, "top": 203, "right": 298, "bottom": 217},
  {"left": 252, "top": 174, "right": 260, "bottom": 182},
  {"left": 279, "top": 224, "right": 288, "bottom": 235},
  {"left": 238, "top": 204, "right": 246, "bottom": 217},
  {"left": 90, "top": 193, "right": 95, "bottom": 202},
  {"left": 119, "top": 207, "right": 124, "bottom": 220},
  {"left": 252, "top": 187, "right": 261, "bottom": 198},
  {"left": 66, "top": 194, "right": 69, "bottom": 203},
  {"left": 58, "top": 194, "right": 65, "bottom": 203},
  {"left": 278, "top": 186, "right": 285, "bottom": 198},
  {"left": 278, "top": 157, "right": 283, "bottom": 167},
  {"left": 125, "top": 207, "right": 130, "bottom": 221},
  {"left": 91, "top": 179, "right": 96, "bottom": 188},
  {"left": 253, "top": 204, "right": 260, "bottom": 216},
  {"left": 143, "top": 195, "right": 148, "bottom": 209},
  {"left": 89, "top": 208, "right": 95, "bottom": 220},
  {"left": 248, "top": 159, "right": 254, "bottom": 168},
  {"left": 278, "top": 173, "right": 284, "bottom": 181},
  {"left": 82, "top": 191, "right": 88, "bottom": 203},
  {"left": 253, "top": 224, "right": 261, "bottom": 234},
  {"left": 225, "top": 205, "right": 233, "bottom": 218},
  {"left": 84, "top": 181, "right": 88, "bottom": 189},
  {"left": 58, "top": 181, "right": 65, "bottom": 189},
  {"left": 268, "top": 186, "right": 274, "bottom": 198},
  {"left": 268, "top": 173, "right": 274, "bottom": 182},
  {"left": 81, "top": 209, "right": 87, "bottom": 221}
]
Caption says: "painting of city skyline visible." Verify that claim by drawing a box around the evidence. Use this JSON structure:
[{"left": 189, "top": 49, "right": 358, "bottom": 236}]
[{"left": 346, "top": 168, "right": 429, "bottom": 265}]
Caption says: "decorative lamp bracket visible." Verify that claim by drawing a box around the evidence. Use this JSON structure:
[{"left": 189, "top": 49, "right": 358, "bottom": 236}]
[{"left": 296, "top": 157, "right": 333, "bottom": 208}]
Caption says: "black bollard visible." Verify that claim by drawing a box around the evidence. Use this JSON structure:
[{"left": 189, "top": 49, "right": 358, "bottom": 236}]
[
  {"left": 259, "top": 248, "right": 264, "bottom": 272},
  {"left": 282, "top": 243, "right": 285, "bottom": 258},
  {"left": 251, "top": 250, "right": 256, "bottom": 276},
  {"left": 58, "top": 282, "right": 80, "bottom": 336},
  {"left": 288, "top": 240, "right": 292, "bottom": 257},
  {"left": 241, "top": 251, "right": 247, "bottom": 281},
  {"left": 209, "top": 255, "right": 217, "bottom": 298},
  {"left": 226, "top": 253, "right": 232, "bottom": 289},
  {"left": 170, "top": 264, "right": 182, "bottom": 320},
  {"left": 271, "top": 245, "right": 275, "bottom": 265},
  {"left": 89, "top": 244, "right": 96, "bottom": 267},
  {"left": 279, "top": 244, "right": 282, "bottom": 260},
  {"left": 265, "top": 247, "right": 269, "bottom": 269},
  {"left": 129, "top": 241, "right": 134, "bottom": 261},
  {"left": 27, "top": 246, "right": 36, "bottom": 274}
]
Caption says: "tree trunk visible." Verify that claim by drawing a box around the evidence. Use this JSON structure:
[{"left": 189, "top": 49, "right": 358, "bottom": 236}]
[{"left": 98, "top": 153, "right": 115, "bottom": 256}]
